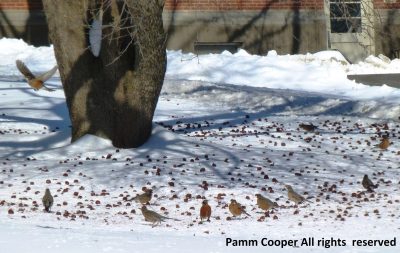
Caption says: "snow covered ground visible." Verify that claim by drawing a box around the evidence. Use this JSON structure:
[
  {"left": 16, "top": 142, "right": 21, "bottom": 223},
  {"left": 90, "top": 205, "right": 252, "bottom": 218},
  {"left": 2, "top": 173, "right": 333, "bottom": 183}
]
[{"left": 0, "top": 38, "right": 400, "bottom": 252}]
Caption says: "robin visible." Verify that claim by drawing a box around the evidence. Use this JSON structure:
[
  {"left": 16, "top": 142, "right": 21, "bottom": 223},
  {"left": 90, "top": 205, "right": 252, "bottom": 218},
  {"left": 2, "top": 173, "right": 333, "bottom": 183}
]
[
  {"left": 362, "top": 175, "right": 377, "bottom": 192},
  {"left": 42, "top": 188, "right": 54, "bottom": 212},
  {"left": 376, "top": 136, "right": 390, "bottom": 150},
  {"left": 285, "top": 185, "right": 310, "bottom": 204},
  {"left": 299, "top": 123, "right": 318, "bottom": 132},
  {"left": 131, "top": 189, "right": 153, "bottom": 204},
  {"left": 16, "top": 60, "right": 57, "bottom": 91},
  {"left": 200, "top": 199, "right": 211, "bottom": 222},
  {"left": 229, "top": 199, "right": 250, "bottom": 217},
  {"left": 141, "top": 205, "right": 176, "bottom": 227},
  {"left": 255, "top": 193, "right": 278, "bottom": 211}
]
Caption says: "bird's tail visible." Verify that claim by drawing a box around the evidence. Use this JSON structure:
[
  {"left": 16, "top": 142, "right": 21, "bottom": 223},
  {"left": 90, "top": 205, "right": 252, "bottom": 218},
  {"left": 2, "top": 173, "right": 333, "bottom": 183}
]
[
  {"left": 163, "top": 216, "right": 181, "bottom": 221},
  {"left": 131, "top": 196, "right": 142, "bottom": 203},
  {"left": 42, "top": 85, "right": 55, "bottom": 92}
]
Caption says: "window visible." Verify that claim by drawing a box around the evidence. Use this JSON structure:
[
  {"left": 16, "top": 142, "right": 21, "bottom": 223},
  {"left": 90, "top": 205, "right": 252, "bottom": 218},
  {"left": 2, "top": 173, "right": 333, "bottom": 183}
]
[{"left": 329, "top": 0, "right": 362, "bottom": 33}]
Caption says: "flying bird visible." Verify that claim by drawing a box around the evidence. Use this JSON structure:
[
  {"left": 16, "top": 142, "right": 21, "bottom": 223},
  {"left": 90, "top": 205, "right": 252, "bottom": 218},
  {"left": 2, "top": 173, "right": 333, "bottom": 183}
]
[{"left": 16, "top": 60, "right": 57, "bottom": 91}]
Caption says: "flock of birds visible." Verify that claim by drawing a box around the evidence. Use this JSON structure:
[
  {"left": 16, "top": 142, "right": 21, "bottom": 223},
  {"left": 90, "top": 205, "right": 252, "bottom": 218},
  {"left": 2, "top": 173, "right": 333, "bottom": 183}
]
[
  {"left": 299, "top": 123, "right": 391, "bottom": 150},
  {"left": 16, "top": 60, "right": 393, "bottom": 227},
  {"left": 40, "top": 173, "right": 378, "bottom": 227}
]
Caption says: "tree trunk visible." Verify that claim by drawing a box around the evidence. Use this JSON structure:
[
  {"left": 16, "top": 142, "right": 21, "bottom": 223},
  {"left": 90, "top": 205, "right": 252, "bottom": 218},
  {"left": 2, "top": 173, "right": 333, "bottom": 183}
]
[{"left": 42, "top": 0, "right": 166, "bottom": 148}]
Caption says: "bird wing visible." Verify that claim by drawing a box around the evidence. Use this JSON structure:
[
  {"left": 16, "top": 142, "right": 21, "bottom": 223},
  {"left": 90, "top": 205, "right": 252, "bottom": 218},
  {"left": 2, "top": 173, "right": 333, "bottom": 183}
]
[
  {"left": 146, "top": 209, "right": 165, "bottom": 220},
  {"left": 296, "top": 192, "right": 306, "bottom": 202},
  {"left": 158, "top": 213, "right": 171, "bottom": 220},
  {"left": 37, "top": 65, "right": 58, "bottom": 82},
  {"left": 298, "top": 193, "right": 312, "bottom": 203},
  {"left": 367, "top": 178, "right": 377, "bottom": 188},
  {"left": 265, "top": 198, "right": 274, "bottom": 206},
  {"left": 153, "top": 211, "right": 179, "bottom": 221},
  {"left": 238, "top": 204, "right": 251, "bottom": 216},
  {"left": 16, "top": 60, "right": 36, "bottom": 80}
]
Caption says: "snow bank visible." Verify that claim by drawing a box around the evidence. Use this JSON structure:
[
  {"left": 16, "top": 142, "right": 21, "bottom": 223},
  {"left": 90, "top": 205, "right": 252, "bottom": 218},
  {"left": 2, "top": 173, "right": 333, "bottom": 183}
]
[
  {"left": 1, "top": 38, "right": 400, "bottom": 100},
  {"left": 166, "top": 49, "right": 400, "bottom": 100},
  {"left": 0, "top": 39, "right": 57, "bottom": 76}
]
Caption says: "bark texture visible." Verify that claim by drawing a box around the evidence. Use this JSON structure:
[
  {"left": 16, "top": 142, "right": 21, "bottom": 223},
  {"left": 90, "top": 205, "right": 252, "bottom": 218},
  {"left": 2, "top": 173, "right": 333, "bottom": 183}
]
[{"left": 42, "top": 0, "right": 166, "bottom": 148}]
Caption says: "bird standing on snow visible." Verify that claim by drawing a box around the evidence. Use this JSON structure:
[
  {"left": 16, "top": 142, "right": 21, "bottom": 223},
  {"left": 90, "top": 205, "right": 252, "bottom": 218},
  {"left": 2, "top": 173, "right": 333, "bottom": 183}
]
[
  {"left": 285, "top": 185, "right": 309, "bottom": 205},
  {"left": 255, "top": 193, "right": 278, "bottom": 211},
  {"left": 16, "top": 60, "right": 57, "bottom": 91},
  {"left": 229, "top": 199, "right": 250, "bottom": 217},
  {"left": 200, "top": 199, "right": 211, "bottom": 222},
  {"left": 42, "top": 188, "right": 54, "bottom": 212},
  {"left": 362, "top": 175, "right": 377, "bottom": 192},
  {"left": 131, "top": 189, "right": 153, "bottom": 204},
  {"left": 299, "top": 123, "right": 318, "bottom": 132},
  {"left": 376, "top": 136, "right": 390, "bottom": 150},
  {"left": 141, "top": 205, "right": 175, "bottom": 227}
]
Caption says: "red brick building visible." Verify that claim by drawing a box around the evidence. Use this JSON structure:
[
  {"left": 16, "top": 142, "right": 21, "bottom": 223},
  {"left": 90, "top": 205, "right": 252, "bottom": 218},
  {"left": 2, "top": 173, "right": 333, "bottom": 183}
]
[{"left": 1, "top": 0, "right": 399, "bottom": 62}]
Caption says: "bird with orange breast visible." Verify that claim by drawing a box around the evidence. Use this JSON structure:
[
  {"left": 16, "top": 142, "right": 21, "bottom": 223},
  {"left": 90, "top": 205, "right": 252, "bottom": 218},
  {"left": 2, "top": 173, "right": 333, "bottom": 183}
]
[
  {"left": 16, "top": 60, "right": 58, "bottom": 91},
  {"left": 376, "top": 135, "right": 390, "bottom": 150},
  {"left": 200, "top": 199, "right": 211, "bottom": 222}
]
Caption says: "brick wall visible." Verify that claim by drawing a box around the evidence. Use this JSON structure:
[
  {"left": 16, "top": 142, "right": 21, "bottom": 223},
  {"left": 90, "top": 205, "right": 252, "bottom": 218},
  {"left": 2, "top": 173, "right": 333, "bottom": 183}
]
[
  {"left": 1, "top": 0, "right": 400, "bottom": 11},
  {"left": 0, "top": 0, "right": 43, "bottom": 10},
  {"left": 0, "top": 0, "right": 325, "bottom": 11},
  {"left": 374, "top": 0, "right": 400, "bottom": 8},
  {"left": 165, "top": 0, "right": 400, "bottom": 10},
  {"left": 164, "top": 0, "right": 324, "bottom": 10}
]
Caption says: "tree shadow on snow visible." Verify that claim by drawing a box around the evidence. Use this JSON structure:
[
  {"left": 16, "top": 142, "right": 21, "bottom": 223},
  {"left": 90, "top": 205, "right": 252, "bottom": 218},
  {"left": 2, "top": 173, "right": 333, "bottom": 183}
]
[{"left": 0, "top": 84, "right": 71, "bottom": 158}]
